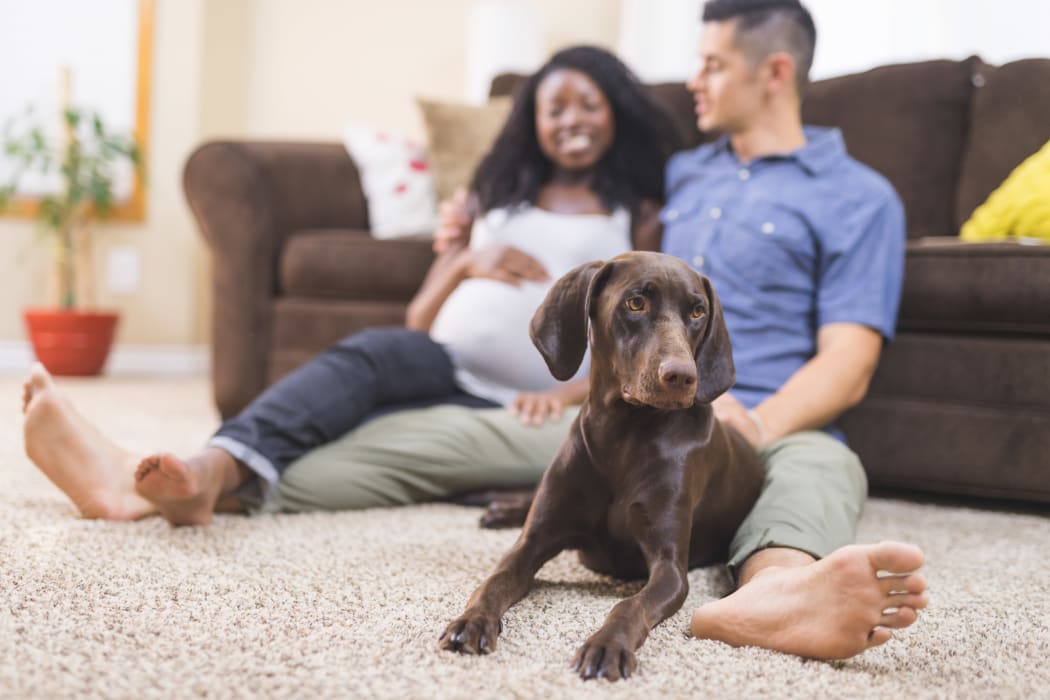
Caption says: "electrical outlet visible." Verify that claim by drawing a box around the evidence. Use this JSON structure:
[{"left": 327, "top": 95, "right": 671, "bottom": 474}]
[{"left": 106, "top": 246, "right": 140, "bottom": 294}]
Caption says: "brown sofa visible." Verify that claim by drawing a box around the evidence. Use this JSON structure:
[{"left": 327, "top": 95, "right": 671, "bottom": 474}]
[{"left": 184, "top": 56, "right": 1050, "bottom": 504}]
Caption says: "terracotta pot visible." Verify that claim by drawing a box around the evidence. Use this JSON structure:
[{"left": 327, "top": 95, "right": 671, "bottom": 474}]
[{"left": 23, "top": 308, "right": 120, "bottom": 376}]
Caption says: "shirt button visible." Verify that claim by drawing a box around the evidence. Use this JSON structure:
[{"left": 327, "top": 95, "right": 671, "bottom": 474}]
[
  {"left": 665, "top": 208, "right": 679, "bottom": 221},
  {"left": 693, "top": 255, "right": 705, "bottom": 268},
  {"left": 710, "top": 207, "right": 722, "bottom": 219},
  {"left": 761, "top": 222, "right": 776, "bottom": 235},
  {"left": 738, "top": 169, "right": 751, "bottom": 181}
]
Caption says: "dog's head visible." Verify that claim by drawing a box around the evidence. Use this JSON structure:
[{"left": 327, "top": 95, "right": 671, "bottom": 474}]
[{"left": 530, "top": 251, "right": 734, "bottom": 409}]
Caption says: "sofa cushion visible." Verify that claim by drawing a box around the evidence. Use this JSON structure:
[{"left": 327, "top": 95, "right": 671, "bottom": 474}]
[
  {"left": 280, "top": 229, "right": 435, "bottom": 301},
  {"left": 898, "top": 239, "right": 1050, "bottom": 335},
  {"left": 269, "top": 297, "right": 410, "bottom": 383},
  {"left": 866, "top": 333, "right": 1050, "bottom": 411},
  {"left": 841, "top": 399, "right": 1050, "bottom": 503},
  {"left": 801, "top": 58, "right": 981, "bottom": 239},
  {"left": 955, "top": 59, "right": 1050, "bottom": 228}
]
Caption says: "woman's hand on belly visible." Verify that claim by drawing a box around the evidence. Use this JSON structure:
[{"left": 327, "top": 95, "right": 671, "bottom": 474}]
[{"left": 463, "top": 244, "right": 551, "bottom": 286}]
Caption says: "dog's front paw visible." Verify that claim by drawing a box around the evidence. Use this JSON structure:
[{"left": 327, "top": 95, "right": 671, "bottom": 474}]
[
  {"left": 571, "top": 637, "right": 638, "bottom": 681},
  {"left": 438, "top": 612, "right": 503, "bottom": 655}
]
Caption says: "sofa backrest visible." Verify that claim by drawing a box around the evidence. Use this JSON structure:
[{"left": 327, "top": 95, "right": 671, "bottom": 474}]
[
  {"left": 801, "top": 57, "right": 981, "bottom": 239},
  {"left": 953, "top": 58, "right": 1050, "bottom": 230}
]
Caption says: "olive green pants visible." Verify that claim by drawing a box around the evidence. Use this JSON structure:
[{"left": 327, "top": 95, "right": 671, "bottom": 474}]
[{"left": 268, "top": 405, "right": 867, "bottom": 572}]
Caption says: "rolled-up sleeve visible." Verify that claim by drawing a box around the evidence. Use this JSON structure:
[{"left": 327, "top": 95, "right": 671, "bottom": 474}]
[{"left": 816, "top": 190, "right": 906, "bottom": 341}]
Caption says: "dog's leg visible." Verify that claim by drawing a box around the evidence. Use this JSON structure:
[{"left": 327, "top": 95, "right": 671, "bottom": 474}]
[
  {"left": 439, "top": 450, "right": 592, "bottom": 656},
  {"left": 438, "top": 523, "right": 565, "bottom": 655},
  {"left": 573, "top": 515, "right": 691, "bottom": 681}
]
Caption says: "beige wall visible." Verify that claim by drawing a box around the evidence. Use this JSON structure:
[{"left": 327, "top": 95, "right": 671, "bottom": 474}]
[
  {"left": 244, "top": 0, "right": 620, "bottom": 141},
  {"left": 0, "top": 0, "right": 211, "bottom": 347},
  {"left": 0, "top": 0, "right": 620, "bottom": 350}
]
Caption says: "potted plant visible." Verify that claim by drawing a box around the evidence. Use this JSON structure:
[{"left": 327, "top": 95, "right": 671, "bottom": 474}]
[{"left": 0, "top": 104, "right": 142, "bottom": 376}]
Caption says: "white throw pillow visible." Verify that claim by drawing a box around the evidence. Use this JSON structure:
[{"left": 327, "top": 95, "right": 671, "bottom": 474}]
[{"left": 342, "top": 124, "right": 438, "bottom": 239}]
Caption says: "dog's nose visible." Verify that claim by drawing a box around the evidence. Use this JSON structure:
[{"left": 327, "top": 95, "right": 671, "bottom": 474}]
[{"left": 658, "top": 359, "right": 697, "bottom": 388}]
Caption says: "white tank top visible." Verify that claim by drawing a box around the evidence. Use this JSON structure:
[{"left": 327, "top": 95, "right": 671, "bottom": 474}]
[{"left": 430, "top": 205, "right": 632, "bottom": 405}]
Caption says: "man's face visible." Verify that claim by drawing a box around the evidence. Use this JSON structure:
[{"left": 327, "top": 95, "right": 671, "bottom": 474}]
[{"left": 687, "top": 20, "right": 766, "bottom": 134}]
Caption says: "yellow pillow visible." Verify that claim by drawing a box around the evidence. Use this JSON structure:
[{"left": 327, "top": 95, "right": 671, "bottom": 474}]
[
  {"left": 961, "top": 138, "right": 1050, "bottom": 243},
  {"left": 417, "top": 96, "right": 513, "bottom": 202}
]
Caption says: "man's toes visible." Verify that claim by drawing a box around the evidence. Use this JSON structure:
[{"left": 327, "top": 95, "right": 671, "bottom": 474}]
[
  {"left": 868, "top": 541, "right": 924, "bottom": 575},
  {"left": 887, "top": 590, "right": 929, "bottom": 611},
  {"left": 879, "top": 605, "right": 918, "bottom": 629},
  {"left": 879, "top": 572, "right": 926, "bottom": 596},
  {"left": 866, "top": 626, "right": 893, "bottom": 648}
]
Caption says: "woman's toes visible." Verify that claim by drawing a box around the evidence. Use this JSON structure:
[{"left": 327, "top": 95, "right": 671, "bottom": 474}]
[{"left": 135, "top": 457, "right": 160, "bottom": 481}]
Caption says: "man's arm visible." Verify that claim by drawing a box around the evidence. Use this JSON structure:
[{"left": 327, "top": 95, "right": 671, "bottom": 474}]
[{"left": 715, "top": 323, "right": 882, "bottom": 447}]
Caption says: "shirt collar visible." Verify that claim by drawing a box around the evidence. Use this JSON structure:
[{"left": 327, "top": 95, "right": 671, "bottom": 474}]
[
  {"left": 694, "top": 126, "right": 845, "bottom": 176},
  {"left": 791, "top": 127, "right": 846, "bottom": 175}
]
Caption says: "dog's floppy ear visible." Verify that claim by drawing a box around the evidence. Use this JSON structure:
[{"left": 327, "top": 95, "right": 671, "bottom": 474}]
[
  {"left": 530, "top": 260, "right": 609, "bottom": 380},
  {"left": 695, "top": 275, "right": 735, "bottom": 404}
]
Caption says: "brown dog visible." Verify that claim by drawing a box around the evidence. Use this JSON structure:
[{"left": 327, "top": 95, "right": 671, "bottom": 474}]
[{"left": 438, "top": 251, "right": 763, "bottom": 681}]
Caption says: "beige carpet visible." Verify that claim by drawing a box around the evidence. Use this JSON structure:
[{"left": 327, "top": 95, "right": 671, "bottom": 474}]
[{"left": 1, "top": 375, "right": 1048, "bottom": 699}]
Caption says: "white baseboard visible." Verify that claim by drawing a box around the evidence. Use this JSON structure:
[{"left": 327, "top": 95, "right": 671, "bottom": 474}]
[{"left": 0, "top": 341, "right": 211, "bottom": 377}]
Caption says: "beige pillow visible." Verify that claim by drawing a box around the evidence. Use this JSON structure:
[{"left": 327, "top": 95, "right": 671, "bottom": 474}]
[{"left": 417, "top": 96, "right": 513, "bottom": 202}]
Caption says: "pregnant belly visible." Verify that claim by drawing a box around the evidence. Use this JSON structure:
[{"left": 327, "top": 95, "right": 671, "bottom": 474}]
[{"left": 430, "top": 279, "right": 557, "bottom": 392}]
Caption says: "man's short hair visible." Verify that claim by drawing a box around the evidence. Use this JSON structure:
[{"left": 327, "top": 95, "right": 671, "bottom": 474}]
[{"left": 701, "top": 0, "right": 817, "bottom": 94}]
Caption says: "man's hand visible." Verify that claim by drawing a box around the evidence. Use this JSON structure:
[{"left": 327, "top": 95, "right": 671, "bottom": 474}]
[
  {"left": 712, "top": 393, "right": 763, "bottom": 448},
  {"left": 433, "top": 188, "right": 476, "bottom": 253},
  {"left": 461, "top": 244, "right": 550, "bottom": 286}
]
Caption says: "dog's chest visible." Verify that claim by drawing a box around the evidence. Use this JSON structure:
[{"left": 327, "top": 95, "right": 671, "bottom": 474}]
[
  {"left": 602, "top": 498, "right": 635, "bottom": 544},
  {"left": 597, "top": 480, "right": 679, "bottom": 549}
]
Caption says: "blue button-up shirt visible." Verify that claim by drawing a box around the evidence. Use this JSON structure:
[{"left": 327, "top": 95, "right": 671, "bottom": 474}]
[{"left": 661, "top": 127, "right": 905, "bottom": 433}]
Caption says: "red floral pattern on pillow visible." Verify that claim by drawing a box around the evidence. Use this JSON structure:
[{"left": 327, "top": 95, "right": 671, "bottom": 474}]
[{"left": 343, "top": 125, "right": 438, "bottom": 239}]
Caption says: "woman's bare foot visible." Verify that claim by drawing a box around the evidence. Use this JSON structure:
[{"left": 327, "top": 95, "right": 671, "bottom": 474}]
[
  {"left": 690, "top": 541, "right": 928, "bottom": 660},
  {"left": 134, "top": 448, "right": 241, "bottom": 526},
  {"left": 21, "top": 363, "right": 156, "bottom": 521}
]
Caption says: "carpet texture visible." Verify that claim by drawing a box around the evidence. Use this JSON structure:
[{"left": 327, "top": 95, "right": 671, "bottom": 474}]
[{"left": 1, "top": 375, "right": 1048, "bottom": 699}]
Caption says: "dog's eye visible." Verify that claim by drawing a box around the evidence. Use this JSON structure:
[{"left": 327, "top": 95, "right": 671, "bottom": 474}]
[
  {"left": 625, "top": 296, "right": 646, "bottom": 312},
  {"left": 691, "top": 305, "right": 705, "bottom": 319}
]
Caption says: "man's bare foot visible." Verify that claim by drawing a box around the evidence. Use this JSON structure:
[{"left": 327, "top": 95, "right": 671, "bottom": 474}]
[
  {"left": 690, "top": 541, "right": 928, "bottom": 660},
  {"left": 22, "top": 362, "right": 156, "bottom": 521},
  {"left": 134, "top": 448, "right": 240, "bottom": 526}
]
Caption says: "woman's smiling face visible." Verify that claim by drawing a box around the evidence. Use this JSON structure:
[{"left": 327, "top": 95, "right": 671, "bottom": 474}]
[{"left": 534, "top": 68, "right": 616, "bottom": 173}]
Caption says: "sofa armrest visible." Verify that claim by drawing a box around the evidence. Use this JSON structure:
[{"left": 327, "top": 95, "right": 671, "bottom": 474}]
[{"left": 184, "top": 140, "right": 369, "bottom": 419}]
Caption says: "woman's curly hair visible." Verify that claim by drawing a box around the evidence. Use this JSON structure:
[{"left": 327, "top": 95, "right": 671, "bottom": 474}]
[{"left": 471, "top": 46, "right": 680, "bottom": 219}]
